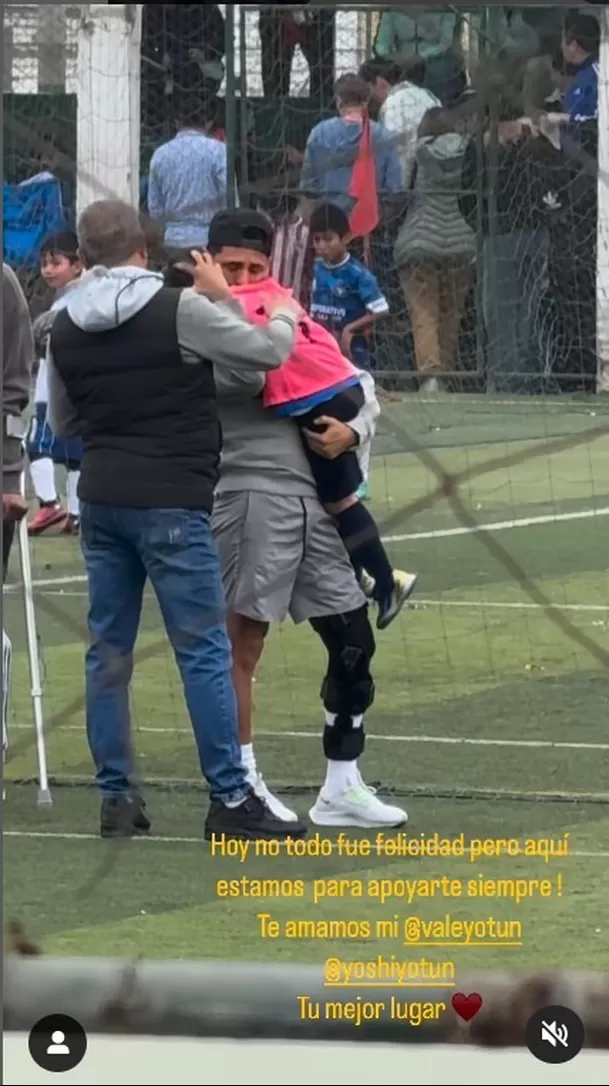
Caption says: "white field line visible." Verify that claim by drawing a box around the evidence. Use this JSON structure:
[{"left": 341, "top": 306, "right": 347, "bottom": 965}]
[
  {"left": 4, "top": 504, "right": 609, "bottom": 595},
  {"left": 14, "top": 592, "right": 609, "bottom": 615},
  {"left": 2, "top": 829, "right": 608, "bottom": 857},
  {"left": 382, "top": 505, "right": 609, "bottom": 544},
  {"left": 9, "top": 723, "right": 609, "bottom": 752},
  {"left": 416, "top": 599, "right": 609, "bottom": 614}
]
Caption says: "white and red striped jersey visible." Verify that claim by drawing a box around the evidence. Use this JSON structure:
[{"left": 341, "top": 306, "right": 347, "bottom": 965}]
[{"left": 270, "top": 216, "right": 312, "bottom": 305}]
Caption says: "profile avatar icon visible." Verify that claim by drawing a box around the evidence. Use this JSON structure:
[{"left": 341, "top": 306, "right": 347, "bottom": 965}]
[
  {"left": 29, "top": 1014, "right": 87, "bottom": 1072},
  {"left": 46, "top": 1029, "right": 70, "bottom": 1056}
]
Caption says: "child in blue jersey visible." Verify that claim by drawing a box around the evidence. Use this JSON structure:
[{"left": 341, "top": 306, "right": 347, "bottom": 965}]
[
  {"left": 309, "top": 202, "right": 389, "bottom": 371},
  {"left": 309, "top": 202, "right": 386, "bottom": 504},
  {"left": 305, "top": 202, "right": 417, "bottom": 624}
]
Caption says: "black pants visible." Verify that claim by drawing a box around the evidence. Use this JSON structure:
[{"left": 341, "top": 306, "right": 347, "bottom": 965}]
[
  {"left": 296, "top": 384, "right": 365, "bottom": 504},
  {"left": 259, "top": 10, "right": 335, "bottom": 105}
]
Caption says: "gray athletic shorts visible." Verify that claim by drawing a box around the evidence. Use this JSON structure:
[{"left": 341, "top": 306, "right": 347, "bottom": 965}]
[{"left": 212, "top": 491, "right": 365, "bottom": 624}]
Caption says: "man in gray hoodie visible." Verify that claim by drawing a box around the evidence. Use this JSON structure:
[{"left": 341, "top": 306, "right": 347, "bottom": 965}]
[
  {"left": 47, "top": 199, "right": 308, "bottom": 843},
  {"left": 3, "top": 264, "right": 35, "bottom": 758}
]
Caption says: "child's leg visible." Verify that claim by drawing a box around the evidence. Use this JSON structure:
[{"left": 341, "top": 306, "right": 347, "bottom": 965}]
[
  {"left": 61, "top": 446, "right": 83, "bottom": 532},
  {"left": 326, "top": 494, "right": 417, "bottom": 629},
  {"left": 326, "top": 493, "right": 394, "bottom": 605},
  {"left": 27, "top": 405, "right": 57, "bottom": 504},
  {"left": 27, "top": 405, "right": 66, "bottom": 535},
  {"left": 66, "top": 469, "right": 80, "bottom": 518},
  {"left": 29, "top": 457, "right": 57, "bottom": 504}
]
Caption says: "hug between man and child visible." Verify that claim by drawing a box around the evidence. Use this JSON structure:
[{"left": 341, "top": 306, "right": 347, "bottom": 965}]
[{"left": 163, "top": 207, "right": 417, "bottom": 630}]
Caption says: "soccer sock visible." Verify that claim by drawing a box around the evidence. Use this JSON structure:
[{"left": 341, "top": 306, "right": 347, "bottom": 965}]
[
  {"left": 30, "top": 458, "right": 57, "bottom": 505},
  {"left": 322, "top": 712, "right": 363, "bottom": 794},
  {"left": 334, "top": 503, "right": 394, "bottom": 601},
  {"left": 66, "top": 470, "right": 80, "bottom": 518},
  {"left": 241, "top": 742, "right": 256, "bottom": 778}
]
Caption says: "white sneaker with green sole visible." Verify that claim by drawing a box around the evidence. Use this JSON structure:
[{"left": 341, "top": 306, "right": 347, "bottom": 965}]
[{"left": 309, "top": 777, "right": 407, "bottom": 828}]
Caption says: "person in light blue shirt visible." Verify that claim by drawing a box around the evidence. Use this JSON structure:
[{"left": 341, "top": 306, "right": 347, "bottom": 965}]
[
  {"left": 148, "top": 92, "right": 228, "bottom": 248},
  {"left": 300, "top": 74, "right": 403, "bottom": 213}
]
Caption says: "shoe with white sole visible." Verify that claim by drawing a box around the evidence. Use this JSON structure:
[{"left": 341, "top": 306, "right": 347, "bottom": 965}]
[
  {"left": 377, "top": 569, "right": 418, "bottom": 630},
  {"left": 248, "top": 770, "right": 299, "bottom": 822},
  {"left": 309, "top": 777, "right": 407, "bottom": 828},
  {"left": 360, "top": 569, "right": 418, "bottom": 628}
]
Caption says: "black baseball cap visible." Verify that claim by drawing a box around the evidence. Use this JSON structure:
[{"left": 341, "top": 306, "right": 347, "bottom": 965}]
[{"left": 207, "top": 209, "right": 274, "bottom": 257}]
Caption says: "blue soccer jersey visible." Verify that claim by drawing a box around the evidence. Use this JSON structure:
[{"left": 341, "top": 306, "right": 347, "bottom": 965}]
[{"left": 310, "top": 255, "right": 389, "bottom": 369}]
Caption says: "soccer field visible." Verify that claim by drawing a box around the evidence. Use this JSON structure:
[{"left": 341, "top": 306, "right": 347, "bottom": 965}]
[{"left": 4, "top": 394, "right": 609, "bottom": 970}]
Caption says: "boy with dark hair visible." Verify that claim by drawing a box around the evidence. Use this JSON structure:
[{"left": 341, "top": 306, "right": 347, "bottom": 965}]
[
  {"left": 27, "top": 231, "right": 83, "bottom": 535},
  {"left": 561, "top": 12, "right": 600, "bottom": 125},
  {"left": 308, "top": 201, "right": 383, "bottom": 498},
  {"left": 308, "top": 202, "right": 387, "bottom": 369}
]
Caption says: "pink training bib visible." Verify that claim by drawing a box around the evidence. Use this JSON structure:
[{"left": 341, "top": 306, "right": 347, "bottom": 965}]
[{"left": 230, "top": 278, "right": 358, "bottom": 409}]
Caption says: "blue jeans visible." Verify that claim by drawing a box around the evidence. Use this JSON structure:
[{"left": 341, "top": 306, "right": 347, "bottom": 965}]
[{"left": 79, "top": 502, "right": 247, "bottom": 803}]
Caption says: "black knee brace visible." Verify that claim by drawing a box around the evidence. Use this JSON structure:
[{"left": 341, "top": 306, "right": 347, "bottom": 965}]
[{"left": 310, "top": 605, "right": 376, "bottom": 761}]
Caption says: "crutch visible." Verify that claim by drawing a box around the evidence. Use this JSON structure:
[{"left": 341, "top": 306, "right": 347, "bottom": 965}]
[{"left": 17, "top": 474, "right": 52, "bottom": 808}]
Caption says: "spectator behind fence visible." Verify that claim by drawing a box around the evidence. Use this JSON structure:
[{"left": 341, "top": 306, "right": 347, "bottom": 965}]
[
  {"left": 258, "top": 6, "right": 335, "bottom": 105},
  {"left": 269, "top": 192, "right": 313, "bottom": 305},
  {"left": 395, "top": 105, "right": 476, "bottom": 393},
  {"left": 373, "top": 6, "right": 464, "bottom": 105},
  {"left": 560, "top": 13, "right": 600, "bottom": 127},
  {"left": 459, "top": 96, "right": 547, "bottom": 395},
  {"left": 300, "top": 74, "right": 402, "bottom": 214},
  {"left": 141, "top": 4, "right": 226, "bottom": 126},
  {"left": 148, "top": 90, "right": 228, "bottom": 249},
  {"left": 530, "top": 36, "right": 598, "bottom": 393},
  {"left": 46, "top": 198, "right": 306, "bottom": 843},
  {"left": 361, "top": 56, "right": 440, "bottom": 190}
]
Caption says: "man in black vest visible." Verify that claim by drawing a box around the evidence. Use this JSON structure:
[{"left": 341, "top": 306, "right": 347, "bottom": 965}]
[{"left": 47, "top": 198, "right": 307, "bottom": 842}]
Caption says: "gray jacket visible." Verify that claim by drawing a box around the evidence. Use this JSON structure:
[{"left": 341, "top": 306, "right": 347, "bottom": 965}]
[
  {"left": 47, "top": 267, "right": 379, "bottom": 499},
  {"left": 394, "top": 132, "right": 475, "bottom": 267},
  {"left": 2, "top": 264, "right": 34, "bottom": 494}
]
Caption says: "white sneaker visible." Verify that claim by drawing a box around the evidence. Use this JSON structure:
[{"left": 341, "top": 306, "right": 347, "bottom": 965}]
[
  {"left": 377, "top": 569, "right": 418, "bottom": 630},
  {"left": 309, "top": 779, "right": 407, "bottom": 828},
  {"left": 362, "top": 570, "right": 418, "bottom": 628},
  {"left": 248, "top": 770, "right": 299, "bottom": 822}
]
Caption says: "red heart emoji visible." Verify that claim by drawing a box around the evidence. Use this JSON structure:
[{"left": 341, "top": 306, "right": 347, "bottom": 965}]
[{"left": 452, "top": 992, "right": 483, "bottom": 1022}]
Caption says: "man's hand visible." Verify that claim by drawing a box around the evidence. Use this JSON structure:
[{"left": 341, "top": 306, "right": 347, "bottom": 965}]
[
  {"left": 176, "top": 250, "right": 231, "bottom": 301},
  {"left": 267, "top": 297, "right": 304, "bottom": 321},
  {"left": 2, "top": 493, "right": 28, "bottom": 522},
  {"left": 302, "top": 417, "right": 358, "bottom": 460}
]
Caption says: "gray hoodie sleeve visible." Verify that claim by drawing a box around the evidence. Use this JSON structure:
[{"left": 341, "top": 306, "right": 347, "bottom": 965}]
[
  {"left": 176, "top": 288, "right": 297, "bottom": 374},
  {"left": 47, "top": 348, "right": 81, "bottom": 438},
  {"left": 3, "top": 264, "right": 34, "bottom": 491}
]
